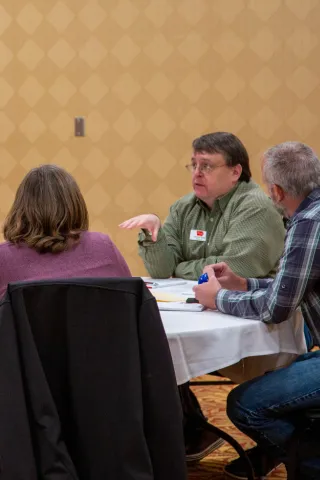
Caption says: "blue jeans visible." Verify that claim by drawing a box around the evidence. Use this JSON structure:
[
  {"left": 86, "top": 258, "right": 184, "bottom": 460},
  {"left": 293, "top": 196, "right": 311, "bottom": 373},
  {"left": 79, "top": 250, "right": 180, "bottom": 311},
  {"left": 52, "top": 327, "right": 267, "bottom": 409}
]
[
  {"left": 304, "top": 322, "right": 314, "bottom": 351},
  {"left": 227, "top": 350, "right": 320, "bottom": 478}
]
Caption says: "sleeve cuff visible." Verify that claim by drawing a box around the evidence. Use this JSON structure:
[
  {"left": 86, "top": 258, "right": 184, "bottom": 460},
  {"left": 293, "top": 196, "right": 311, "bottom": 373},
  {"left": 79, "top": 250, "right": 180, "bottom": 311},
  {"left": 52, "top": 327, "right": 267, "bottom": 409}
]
[
  {"left": 138, "top": 227, "right": 165, "bottom": 246},
  {"left": 216, "top": 289, "right": 229, "bottom": 313},
  {"left": 138, "top": 229, "right": 152, "bottom": 243},
  {"left": 247, "top": 278, "right": 260, "bottom": 290}
]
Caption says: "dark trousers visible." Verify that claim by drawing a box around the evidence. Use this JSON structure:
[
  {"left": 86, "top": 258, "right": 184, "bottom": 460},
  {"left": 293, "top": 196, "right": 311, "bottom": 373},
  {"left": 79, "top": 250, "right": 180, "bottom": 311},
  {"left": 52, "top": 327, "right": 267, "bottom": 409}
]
[{"left": 179, "top": 382, "right": 206, "bottom": 443}]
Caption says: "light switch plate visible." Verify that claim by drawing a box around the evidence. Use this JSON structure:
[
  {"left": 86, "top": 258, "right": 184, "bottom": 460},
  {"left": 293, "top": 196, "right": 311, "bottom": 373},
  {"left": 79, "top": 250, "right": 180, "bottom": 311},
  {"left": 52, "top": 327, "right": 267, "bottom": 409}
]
[{"left": 75, "top": 116, "right": 85, "bottom": 137}]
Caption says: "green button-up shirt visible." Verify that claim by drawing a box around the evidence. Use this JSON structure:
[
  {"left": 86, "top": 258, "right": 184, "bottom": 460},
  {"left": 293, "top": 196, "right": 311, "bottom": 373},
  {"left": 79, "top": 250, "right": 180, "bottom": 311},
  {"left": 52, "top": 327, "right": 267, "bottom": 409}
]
[{"left": 138, "top": 180, "right": 285, "bottom": 280}]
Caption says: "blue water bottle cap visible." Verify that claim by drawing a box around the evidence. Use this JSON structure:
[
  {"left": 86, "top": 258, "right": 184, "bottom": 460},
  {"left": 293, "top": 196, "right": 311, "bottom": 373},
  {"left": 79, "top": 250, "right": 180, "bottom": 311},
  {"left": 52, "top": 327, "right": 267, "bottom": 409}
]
[{"left": 198, "top": 272, "right": 209, "bottom": 284}]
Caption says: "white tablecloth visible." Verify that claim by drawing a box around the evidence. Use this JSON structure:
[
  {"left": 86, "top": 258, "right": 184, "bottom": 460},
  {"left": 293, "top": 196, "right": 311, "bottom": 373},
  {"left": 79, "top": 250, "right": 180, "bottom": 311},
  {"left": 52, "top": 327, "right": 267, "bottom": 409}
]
[{"left": 150, "top": 279, "right": 307, "bottom": 385}]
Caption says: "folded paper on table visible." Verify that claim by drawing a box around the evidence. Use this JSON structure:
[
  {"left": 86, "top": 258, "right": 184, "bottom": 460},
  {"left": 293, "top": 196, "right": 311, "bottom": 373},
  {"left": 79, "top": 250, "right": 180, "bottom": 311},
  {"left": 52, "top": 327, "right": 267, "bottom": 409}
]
[
  {"left": 157, "top": 302, "right": 205, "bottom": 312},
  {"left": 151, "top": 291, "right": 186, "bottom": 302},
  {"left": 143, "top": 279, "right": 187, "bottom": 289}
]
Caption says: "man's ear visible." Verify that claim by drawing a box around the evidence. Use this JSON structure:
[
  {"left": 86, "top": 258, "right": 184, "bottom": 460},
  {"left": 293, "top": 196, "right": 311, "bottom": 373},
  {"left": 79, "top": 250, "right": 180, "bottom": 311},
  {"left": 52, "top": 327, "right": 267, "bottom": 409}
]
[
  {"left": 232, "top": 164, "right": 242, "bottom": 180},
  {"left": 273, "top": 184, "right": 285, "bottom": 201}
]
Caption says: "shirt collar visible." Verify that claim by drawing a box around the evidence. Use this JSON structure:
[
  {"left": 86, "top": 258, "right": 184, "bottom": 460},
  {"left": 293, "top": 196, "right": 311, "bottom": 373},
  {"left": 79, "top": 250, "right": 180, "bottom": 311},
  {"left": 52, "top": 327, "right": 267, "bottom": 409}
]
[
  {"left": 196, "top": 182, "right": 241, "bottom": 212},
  {"left": 291, "top": 187, "right": 320, "bottom": 219},
  {"left": 216, "top": 182, "right": 240, "bottom": 211}
]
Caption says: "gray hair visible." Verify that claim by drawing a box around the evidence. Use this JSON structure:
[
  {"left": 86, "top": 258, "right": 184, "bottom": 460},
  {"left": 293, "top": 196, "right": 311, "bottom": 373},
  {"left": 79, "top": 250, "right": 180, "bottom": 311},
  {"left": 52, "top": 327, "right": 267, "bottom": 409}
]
[{"left": 263, "top": 141, "right": 320, "bottom": 197}]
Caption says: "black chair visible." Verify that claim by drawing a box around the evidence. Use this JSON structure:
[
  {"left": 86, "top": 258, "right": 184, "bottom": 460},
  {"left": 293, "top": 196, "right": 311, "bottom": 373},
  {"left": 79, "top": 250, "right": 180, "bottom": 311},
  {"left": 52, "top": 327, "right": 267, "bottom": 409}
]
[
  {"left": 3, "top": 277, "right": 188, "bottom": 480},
  {"left": 287, "top": 408, "right": 320, "bottom": 479}
]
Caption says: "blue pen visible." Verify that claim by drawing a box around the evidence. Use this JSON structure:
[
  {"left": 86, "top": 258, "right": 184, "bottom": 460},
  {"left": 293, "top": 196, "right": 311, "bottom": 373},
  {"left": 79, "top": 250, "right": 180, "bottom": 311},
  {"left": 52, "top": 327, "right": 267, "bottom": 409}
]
[{"left": 198, "top": 272, "right": 209, "bottom": 284}]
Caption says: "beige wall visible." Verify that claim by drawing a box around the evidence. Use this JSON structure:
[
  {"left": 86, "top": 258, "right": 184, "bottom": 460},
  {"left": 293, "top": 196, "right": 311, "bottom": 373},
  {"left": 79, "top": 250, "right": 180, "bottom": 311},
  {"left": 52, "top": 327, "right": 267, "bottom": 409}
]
[{"left": 0, "top": 0, "right": 320, "bottom": 274}]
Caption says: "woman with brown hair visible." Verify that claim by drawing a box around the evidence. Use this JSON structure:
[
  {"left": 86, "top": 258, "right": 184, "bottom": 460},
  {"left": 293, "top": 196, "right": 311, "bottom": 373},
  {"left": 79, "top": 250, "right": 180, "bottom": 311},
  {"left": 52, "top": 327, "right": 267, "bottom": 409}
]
[{"left": 0, "top": 164, "right": 130, "bottom": 298}]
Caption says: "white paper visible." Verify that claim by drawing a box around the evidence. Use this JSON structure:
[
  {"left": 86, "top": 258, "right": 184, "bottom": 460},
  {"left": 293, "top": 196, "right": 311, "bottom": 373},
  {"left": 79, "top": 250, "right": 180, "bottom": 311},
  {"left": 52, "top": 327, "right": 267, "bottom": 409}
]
[
  {"left": 144, "top": 279, "right": 187, "bottom": 289},
  {"left": 157, "top": 302, "right": 205, "bottom": 312}
]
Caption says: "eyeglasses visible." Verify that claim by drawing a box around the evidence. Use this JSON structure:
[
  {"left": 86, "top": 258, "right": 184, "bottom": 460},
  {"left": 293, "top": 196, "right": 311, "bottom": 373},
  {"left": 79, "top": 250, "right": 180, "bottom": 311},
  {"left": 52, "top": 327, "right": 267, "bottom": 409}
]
[{"left": 185, "top": 163, "right": 226, "bottom": 175}]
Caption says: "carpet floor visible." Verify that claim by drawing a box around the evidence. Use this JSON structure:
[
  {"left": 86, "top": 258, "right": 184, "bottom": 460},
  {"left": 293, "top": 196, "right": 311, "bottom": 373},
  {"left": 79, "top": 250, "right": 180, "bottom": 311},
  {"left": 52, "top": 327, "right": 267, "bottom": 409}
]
[{"left": 188, "top": 377, "right": 286, "bottom": 479}]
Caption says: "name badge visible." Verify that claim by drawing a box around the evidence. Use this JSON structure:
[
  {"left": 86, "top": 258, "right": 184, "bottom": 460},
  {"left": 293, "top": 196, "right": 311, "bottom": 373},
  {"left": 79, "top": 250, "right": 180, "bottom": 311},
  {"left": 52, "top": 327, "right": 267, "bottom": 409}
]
[{"left": 190, "top": 229, "right": 207, "bottom": 241}]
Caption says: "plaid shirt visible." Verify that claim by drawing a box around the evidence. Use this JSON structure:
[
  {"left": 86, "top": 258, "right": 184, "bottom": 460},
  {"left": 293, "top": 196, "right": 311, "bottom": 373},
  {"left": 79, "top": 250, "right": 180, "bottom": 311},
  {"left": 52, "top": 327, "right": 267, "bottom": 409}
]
[{"left": 216, "top": 188, "right": 320, "bottom": 346}]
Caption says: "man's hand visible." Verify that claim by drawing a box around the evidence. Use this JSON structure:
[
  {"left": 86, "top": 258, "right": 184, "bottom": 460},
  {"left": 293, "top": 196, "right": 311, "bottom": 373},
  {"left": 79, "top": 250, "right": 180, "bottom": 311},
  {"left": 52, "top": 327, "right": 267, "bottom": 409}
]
[
  {"left": 203, "top": 262, "right": 247, "bottom": 291},
  {"left": 119, "top": 214, "right": 161, "bottom": 242},
  {"left": 193, "top": 275, "right": 221, "bottom": 309}
]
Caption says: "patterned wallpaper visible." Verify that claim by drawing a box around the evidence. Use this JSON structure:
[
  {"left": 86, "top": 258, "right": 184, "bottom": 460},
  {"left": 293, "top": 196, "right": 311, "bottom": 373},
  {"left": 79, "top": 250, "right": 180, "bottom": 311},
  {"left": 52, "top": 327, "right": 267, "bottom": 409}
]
[{"left": 0, "top": 0, "right": 320, "bottom": 274}]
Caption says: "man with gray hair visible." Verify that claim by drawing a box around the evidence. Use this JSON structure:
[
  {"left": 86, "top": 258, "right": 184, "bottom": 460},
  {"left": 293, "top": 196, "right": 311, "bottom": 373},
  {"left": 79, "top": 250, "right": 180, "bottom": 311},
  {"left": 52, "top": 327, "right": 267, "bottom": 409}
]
[{"left": 193, "top": 141, "right": 320, "bottom": 479}]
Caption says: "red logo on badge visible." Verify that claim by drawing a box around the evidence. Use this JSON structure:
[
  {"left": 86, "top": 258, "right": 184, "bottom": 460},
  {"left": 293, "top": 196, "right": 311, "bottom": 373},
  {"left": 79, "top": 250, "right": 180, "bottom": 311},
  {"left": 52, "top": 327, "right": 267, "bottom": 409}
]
[{"left": 197, "top": 231, "right": 203, "bottom": 236}]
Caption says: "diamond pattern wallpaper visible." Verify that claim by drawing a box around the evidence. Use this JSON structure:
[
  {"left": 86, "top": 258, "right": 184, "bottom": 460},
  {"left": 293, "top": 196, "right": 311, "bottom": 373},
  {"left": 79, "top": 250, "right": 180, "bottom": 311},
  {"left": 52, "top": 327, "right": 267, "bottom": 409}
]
[{"left": 0, "top": 0, "right": 320, "bottom": 274}]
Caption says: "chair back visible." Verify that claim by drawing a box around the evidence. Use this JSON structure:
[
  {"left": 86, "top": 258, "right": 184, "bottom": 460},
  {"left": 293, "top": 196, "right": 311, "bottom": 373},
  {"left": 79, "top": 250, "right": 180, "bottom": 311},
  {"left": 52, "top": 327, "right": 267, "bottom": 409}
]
[{"left": 7, "top": 277, "right": 187, "bottom": 480}]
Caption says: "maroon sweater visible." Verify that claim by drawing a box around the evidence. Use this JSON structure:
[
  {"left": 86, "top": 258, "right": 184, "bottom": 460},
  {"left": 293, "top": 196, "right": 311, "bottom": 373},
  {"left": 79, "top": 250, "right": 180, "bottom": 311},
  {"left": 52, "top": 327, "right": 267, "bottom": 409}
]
[{"left": 0, "top": 231, "right": 131, "bottom": 298}]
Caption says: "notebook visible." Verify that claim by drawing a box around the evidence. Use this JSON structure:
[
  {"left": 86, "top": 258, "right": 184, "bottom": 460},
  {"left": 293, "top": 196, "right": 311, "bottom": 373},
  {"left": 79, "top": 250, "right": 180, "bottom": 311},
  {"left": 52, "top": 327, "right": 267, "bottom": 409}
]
[{"left": 157, "top": 302, "right": 205, "bottom": 312}]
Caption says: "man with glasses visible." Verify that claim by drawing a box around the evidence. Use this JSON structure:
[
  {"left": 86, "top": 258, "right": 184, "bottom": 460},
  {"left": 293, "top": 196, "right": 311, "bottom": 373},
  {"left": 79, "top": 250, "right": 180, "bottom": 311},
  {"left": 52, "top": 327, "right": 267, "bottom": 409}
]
[
  {"left": 120, "top": 132, "right": 285, "bottom": 462},
  {"left": 120, "top": 131, "right": 284, "bottom": 283}
]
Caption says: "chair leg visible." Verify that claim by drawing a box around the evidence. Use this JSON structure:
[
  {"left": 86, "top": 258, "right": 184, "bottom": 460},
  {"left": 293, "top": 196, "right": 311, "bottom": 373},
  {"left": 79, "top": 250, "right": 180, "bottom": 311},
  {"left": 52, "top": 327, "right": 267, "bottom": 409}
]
[
  {"left": 180, "top": 382, "right": 254, "bottom": 479},
  {"left": 286, "top": 431, "right": 300, "bottom": 480},
  {"left": 195, "top": 415, "right": 255, "bottom": 480}
]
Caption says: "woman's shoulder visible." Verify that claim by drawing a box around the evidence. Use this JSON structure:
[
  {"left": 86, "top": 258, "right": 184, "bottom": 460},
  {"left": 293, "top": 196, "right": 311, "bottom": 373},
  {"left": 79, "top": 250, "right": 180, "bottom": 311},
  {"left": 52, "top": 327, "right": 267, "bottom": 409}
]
[
  {"left": 81, "top": 231, "right": 130, "bottom": 276},
  {"left": 80, "top": 231, "right": 127, "bottom": 264},
  {"left": 80, "top": 231, "right": 115, "bottom": 248},
  {"left": 0, "top": 241, "right": 20, "bottom": 252},
  {"left": 0, "top": 241, "right": 10, "bottom": 248},
  {"left": 82, "top": 230, "right": 111, "bottom": 241},
  {"left": 0, "top": 241, "right": 27, "bottom": 265}
]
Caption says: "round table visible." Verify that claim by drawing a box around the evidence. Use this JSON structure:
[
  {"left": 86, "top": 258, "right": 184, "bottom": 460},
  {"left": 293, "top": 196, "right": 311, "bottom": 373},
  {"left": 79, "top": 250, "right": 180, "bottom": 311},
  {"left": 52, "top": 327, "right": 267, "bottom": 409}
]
[{"left": 150, "top": 279, "right": 307, "bottom": 385}]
